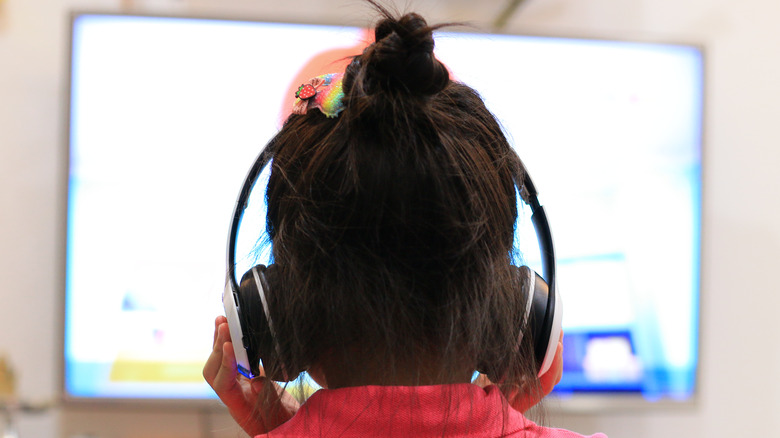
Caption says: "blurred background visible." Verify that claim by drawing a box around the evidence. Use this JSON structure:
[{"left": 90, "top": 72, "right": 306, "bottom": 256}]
[{"left": 1, "top": 0, "right": 779, "bottom": 436}]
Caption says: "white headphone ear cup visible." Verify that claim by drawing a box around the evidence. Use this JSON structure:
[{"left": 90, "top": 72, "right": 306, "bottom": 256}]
[
  {"left": 241, "top": 264, "right": 301, "bottom": 382},
  {"left": 222, "top": 283, "right": 254, "bottom": 378},
  {"left": 250, "top": 265, "right": 295, "bottom": 381}
]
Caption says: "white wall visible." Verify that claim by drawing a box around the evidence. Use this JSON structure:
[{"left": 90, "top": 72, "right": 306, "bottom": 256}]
[{"left": 2, "top": 0, "right": 779, "bottom": 436}]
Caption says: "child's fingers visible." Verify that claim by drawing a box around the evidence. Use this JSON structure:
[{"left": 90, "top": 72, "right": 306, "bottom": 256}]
[
  {"left": 204, "top": 317, "right": 295, "bottom": 437},
  {"left": 213, "top": 340, "right": 239, "bottom": 392},
  {"left": 204, "top": 320, "right": 231, "bottom": 386},
  {"left": 213, "top": 315, "right": 227, "bottom": 346}
]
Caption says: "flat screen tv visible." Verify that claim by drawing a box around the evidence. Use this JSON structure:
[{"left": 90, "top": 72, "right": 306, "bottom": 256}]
[{"left": 64, "top": 13, "right": 702, "bottom": 405}]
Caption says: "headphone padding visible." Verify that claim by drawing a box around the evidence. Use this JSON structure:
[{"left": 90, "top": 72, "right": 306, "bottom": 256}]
[{"left": 238, "top": 265, "right": 299, "bottom": 381}]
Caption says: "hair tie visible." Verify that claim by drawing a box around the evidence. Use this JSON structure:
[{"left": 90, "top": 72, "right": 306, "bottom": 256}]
[{"left": 292, "top": 73, "right": 345, "bottom": 118}]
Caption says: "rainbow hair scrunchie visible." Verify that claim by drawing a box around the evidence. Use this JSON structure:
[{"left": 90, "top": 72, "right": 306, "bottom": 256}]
[{"left": 292, "top": 73, "right": 345, "bottom": 118}]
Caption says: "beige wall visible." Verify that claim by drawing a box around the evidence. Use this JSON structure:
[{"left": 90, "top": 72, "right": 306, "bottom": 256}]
[{"left": 2, "top": 0, "right": 779, "bottom": 436}]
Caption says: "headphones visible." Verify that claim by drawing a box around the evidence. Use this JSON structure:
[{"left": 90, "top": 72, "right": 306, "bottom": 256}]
[{"left": 222, "top": 145, "right": 562, "bottom": 382}]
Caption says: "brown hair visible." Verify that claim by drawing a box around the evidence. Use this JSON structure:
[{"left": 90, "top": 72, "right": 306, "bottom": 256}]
[{"left": 257, "top": 0, "right": 542, "bottom": 424}]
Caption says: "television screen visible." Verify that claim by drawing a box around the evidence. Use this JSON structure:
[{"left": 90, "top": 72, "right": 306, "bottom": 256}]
[{"left": 65, "top": 14, "right": 702, "bottom": 402}]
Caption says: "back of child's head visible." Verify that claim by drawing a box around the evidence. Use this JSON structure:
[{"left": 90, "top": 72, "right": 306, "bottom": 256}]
[{"left": 263, "top": 2, "right": 540, "bottom": 394}]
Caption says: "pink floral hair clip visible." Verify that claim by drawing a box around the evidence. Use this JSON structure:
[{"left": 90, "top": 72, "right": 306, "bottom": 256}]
[{"left": 292, "top": 73, "right": 345, "bottom": 118}]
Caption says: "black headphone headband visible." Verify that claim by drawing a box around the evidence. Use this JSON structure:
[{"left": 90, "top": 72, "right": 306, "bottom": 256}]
[
  {"left": 227, "top": 148, "right": 557, "bottom": 288},
  {"left": 224, "top": 146, "right": 560, "bottom": 379},
  {"left": 226, "top": 146, "right": 274, "bottom": 292}
]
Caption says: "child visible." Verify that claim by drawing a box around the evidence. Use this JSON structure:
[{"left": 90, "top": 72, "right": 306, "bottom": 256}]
[{"left": 204, "top": 4, "right": 606, "bottom": 437}]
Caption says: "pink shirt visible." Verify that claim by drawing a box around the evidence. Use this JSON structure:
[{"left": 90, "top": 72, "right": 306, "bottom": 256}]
[{"left": 257, "top": 384, "right": 607, "bottom": 437}]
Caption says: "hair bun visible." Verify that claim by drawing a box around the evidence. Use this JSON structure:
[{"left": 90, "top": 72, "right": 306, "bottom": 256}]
[{"left": 353, "top": 12, "right": 449, "bottom": 96}]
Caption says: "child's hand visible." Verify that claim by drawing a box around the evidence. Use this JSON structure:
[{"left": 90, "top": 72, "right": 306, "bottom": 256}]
[
  {"left": 203, "top": 316, "right": 300, "bottom": 436},
  {"left": 475, "top": 332, "right": 564, "bottom": 414}
]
